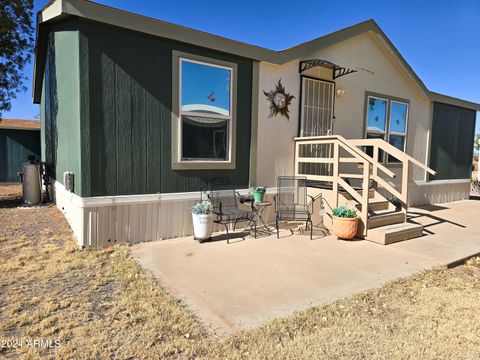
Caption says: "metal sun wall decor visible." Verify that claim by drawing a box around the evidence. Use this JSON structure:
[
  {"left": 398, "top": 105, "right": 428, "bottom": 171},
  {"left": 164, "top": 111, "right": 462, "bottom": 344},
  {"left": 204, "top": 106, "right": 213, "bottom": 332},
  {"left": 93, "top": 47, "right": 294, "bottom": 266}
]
[{"left": 263, "top": 79, "right": 295, "bottom": 120}]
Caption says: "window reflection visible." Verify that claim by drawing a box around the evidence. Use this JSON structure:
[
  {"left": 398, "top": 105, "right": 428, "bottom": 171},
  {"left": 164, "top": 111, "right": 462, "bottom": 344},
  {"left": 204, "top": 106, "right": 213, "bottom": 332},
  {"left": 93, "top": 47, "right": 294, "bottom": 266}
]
[
  {"left": 181, "top": 60, "right": 231, "bottom": 116},
  {"left": 389, "top": 102, "right": 407, "bottom": 134},
  {"left": 182, "top": 116, "right": 227, "bottom": 160},
  {"left": 367, "top": 97, "right": 387, "bottom": 132}
]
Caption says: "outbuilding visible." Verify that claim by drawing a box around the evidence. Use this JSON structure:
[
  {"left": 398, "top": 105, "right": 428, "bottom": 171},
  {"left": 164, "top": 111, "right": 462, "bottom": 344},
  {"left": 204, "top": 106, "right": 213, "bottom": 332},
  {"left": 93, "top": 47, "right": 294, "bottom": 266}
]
[{"left": 0, "top": 119, "right": 41, "bottom": 182}]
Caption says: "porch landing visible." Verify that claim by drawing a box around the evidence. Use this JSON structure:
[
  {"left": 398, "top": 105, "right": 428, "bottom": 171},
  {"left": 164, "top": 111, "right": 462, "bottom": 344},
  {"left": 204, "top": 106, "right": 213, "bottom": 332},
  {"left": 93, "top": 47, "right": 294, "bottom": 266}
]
[{"left": 130, "top": 200, "right": 480, "bottom": 335}]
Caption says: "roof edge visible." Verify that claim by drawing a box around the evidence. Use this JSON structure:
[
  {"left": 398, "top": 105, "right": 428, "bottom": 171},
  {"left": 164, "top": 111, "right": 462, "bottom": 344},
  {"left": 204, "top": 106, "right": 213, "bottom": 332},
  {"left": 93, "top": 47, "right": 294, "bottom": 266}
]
[
  {"left": 429, "top": 91, "right": 480, "bottom": 112},
  {"left": 0, "top": 119, "right": 41, "bottom": 130},
  {"left": 62, "top": 0, "right": 277, "bottom": 61}
]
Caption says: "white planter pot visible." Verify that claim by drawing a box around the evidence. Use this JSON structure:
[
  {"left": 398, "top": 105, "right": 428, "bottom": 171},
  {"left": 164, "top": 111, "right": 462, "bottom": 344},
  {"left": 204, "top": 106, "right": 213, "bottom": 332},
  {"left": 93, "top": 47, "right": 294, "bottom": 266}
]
[{"left": 192, "top": 213, "right": 214, "bottom": 241}]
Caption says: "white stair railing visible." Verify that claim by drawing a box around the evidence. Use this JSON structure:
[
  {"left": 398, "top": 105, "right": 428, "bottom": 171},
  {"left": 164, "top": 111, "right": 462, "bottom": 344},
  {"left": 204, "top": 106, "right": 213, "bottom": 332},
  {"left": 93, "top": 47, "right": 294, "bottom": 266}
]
[{"left": 294, "top": 135, "right": 436, "bottom": 235}]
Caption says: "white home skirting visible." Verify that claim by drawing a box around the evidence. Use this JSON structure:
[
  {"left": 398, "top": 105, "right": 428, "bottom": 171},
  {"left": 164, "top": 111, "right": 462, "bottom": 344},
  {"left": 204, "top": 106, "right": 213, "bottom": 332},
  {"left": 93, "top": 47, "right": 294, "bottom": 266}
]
[
  {"left": 53, "top": 181, "right": 276, "bottom": 248},
  {"left": 376, "top": 178, "right": 471, "bottom": 206},
  {"left": 408, "top": 179, "right": 471, "bottom": 206},
  {"left": 53, "top": 177, "right": 469, "bottom": 247},
  {"left": 53, "top": 181, "right": 205, "bottom": 248}
]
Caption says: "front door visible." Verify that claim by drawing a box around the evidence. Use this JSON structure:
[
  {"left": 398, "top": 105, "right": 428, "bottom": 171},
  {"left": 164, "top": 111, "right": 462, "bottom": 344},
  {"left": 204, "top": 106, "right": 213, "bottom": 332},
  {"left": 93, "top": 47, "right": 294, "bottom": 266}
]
[
  {"left": 299, "top": 77, "right": 335, "bottom": 176},
  {"left": 299, "top": 77, "right": 335, "bottom": 137}
]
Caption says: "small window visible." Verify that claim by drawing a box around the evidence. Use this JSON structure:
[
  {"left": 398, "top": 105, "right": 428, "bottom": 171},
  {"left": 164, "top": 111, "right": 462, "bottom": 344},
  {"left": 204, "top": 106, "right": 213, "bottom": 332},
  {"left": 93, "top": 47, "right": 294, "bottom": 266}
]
[
  {"left": 389, "top": 101, "right": 407, "bottom": 134},
  {"left": 387, "top": 101, "right": 408, "bottom": 162},
  {"left": 366, "top": 97, "right": 388, "bottom": 136},
  {"left": 366, "top": 96, "right": 388, "bottom": 161},
  {"left": 364, "top": 95, "right": 409, "bottom": 164},
  {"left": 179, "top": 58, "right": 232, "bottom": 162}
]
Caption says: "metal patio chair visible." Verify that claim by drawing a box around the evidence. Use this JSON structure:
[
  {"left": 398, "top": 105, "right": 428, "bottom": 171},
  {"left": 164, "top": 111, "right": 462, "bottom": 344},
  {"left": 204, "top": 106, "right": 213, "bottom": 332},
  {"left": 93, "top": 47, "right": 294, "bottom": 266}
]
[
  {"left": 275, "top": 176, "right": 314, "bottom": 240},
  {"left": 208, "top": 184, "right": 255, "bottom": 243}
]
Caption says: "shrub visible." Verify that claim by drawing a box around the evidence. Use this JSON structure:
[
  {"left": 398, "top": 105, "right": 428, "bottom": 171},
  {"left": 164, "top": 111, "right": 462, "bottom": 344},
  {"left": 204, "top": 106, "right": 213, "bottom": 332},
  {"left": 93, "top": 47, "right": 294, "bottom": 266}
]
[{"left": 192, "top": 200, "right": 212, "bottom": 215}]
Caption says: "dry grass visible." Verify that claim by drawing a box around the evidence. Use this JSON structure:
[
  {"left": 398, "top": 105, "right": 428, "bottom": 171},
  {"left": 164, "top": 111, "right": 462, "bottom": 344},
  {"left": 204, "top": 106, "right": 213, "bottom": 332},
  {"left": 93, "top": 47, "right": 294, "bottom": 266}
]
[
  {"left": 0, "top": 183, "right": 21, "bottom": 198},
  {"left": 1, "top": 183, "right": 479, "bottom": 359}
]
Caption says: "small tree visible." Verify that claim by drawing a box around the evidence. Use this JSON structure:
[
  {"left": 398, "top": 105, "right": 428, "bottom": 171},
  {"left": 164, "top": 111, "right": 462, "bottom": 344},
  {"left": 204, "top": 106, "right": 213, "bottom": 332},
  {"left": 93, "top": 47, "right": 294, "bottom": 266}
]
[
  {"left": 0, "top": 0, "right": 34, "bottom": 115},
  {"left": 475, "top": 132, "right": 480, "bottom": 153}
]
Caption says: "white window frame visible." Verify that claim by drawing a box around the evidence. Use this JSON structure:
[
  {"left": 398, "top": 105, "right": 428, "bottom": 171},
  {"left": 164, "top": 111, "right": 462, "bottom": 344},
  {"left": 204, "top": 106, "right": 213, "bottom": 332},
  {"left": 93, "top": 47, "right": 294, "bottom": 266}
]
[
  {"left": 365, "top": 94, "right": 409, "bottom": 164},
  {"left": 178, "top": 58, "right": 233, "bottom": 163},
  {"left": 170, "top": 50, "right": 239, "bottom": 170}
]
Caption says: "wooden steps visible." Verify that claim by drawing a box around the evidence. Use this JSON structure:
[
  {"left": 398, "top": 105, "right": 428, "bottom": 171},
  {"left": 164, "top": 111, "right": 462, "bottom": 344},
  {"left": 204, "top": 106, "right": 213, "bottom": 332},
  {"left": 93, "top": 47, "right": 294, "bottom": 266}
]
[
  {"left": 366, "top": 222, "right": 424, "bottom": 245},
  {"left": 298, "top": 135, "right": 436, "bottom": 247},
  {"left": 308, "top": 185, "right": 424, "bottom": 246}
]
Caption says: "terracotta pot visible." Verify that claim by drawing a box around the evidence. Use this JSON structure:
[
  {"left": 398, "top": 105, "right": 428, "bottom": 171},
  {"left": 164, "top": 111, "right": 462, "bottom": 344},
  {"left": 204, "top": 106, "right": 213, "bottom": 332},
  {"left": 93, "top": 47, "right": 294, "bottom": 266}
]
[{"left": 332, "top": 216, "right": 359, "bottom": 240}]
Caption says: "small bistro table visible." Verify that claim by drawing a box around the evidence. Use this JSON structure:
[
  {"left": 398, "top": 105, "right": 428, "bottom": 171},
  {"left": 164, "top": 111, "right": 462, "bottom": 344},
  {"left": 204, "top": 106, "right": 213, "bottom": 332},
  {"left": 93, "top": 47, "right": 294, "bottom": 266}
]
[
  {"left": 248, "top": 201, "right": 272, "bottom": 237},
  {"left": 240, "top": 196, "right": 273, "bottom": 238},
  {"left": 252, "top": 201, "right": 272, "bottom": 231}
]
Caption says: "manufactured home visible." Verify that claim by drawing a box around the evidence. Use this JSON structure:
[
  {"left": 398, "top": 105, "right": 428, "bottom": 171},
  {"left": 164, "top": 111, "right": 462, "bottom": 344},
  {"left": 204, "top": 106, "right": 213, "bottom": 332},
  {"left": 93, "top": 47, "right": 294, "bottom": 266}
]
[{"left": 34, "top": 0, "right": 479, "bottom": 247}]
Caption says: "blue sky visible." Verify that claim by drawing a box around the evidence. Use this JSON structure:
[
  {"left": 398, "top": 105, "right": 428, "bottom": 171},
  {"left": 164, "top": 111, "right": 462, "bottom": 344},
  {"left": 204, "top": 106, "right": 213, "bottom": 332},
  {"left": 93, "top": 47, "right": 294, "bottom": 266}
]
[{"left": 6, "top": 0, "right": 480, "bottom": 132}]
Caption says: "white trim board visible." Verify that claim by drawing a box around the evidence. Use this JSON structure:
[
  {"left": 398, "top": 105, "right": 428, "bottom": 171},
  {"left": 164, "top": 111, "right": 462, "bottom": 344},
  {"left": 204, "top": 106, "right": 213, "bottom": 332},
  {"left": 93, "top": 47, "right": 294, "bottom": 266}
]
[
  {"left": 414, "top": 179, "right": 471, "bottom": 186},
  {"left": 54, "top": 181, "right": 276, "bottom": 208}
]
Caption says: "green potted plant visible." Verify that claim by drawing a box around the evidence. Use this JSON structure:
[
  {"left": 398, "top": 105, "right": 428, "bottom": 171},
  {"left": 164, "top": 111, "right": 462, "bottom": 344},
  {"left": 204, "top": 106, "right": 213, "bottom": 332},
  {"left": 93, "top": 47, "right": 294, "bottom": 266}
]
[
  {"left": 192, "top": 200, "right": 213, "bottom": 243},
  {"left": 331, "top": 206, "right": 359, "bottom": 240},
  {"left": 251, "top": 186, "right": 266, "bottom": 203}
]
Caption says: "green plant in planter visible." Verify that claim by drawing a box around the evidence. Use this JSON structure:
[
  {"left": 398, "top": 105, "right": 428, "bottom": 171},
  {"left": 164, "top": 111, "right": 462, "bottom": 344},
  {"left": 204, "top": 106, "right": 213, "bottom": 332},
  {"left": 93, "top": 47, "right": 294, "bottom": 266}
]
[
  {"left": 332, "top": 206, "right": 357, "bottom": 218},
  {"left": 251, "top": 186, "right": 266, "bottom": 193},
  {"left": 192, "top": 200, "right": 212, "bottom": 215}
]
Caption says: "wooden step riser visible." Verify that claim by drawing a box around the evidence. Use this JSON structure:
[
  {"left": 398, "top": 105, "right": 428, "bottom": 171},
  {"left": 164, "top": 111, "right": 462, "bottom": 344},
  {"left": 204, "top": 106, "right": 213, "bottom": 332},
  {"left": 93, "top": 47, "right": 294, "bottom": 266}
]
[
  {"left": 355, "top": 201, "right": 390, "bottom": 212},
  {"left": 367, "top": 212, "right": 405, "bottom": 229},
  {"left": 366, "top": 226, "right": 424, "bottom": 245}
]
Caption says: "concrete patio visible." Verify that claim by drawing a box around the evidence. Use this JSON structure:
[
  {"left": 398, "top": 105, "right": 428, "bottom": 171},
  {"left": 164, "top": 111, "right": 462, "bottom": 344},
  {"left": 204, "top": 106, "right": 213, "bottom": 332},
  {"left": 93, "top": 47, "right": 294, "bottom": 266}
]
[{"left": 130, "top": 199, "right": 480, "bottom": 335}]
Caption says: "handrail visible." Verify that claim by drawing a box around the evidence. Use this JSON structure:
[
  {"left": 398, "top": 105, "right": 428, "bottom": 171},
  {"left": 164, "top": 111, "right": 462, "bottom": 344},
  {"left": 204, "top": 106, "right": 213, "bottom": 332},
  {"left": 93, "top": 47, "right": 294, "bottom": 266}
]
[
  {"left": 293, "top": 135, "right": 437, "bottom": 237},
  {"left": 294, "top": 135, "right": 371, "bottom": 236},
  {"left": 294, "top": 135, "right": 396, "bottom": 178},
  {"left": 348, "top": 138, "right": 437, "bottom": 176}
]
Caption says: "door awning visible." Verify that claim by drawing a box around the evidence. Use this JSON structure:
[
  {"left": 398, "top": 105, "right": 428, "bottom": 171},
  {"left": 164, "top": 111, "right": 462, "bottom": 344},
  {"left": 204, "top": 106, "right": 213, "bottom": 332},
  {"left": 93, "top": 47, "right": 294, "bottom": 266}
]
[{"left": 299, "top": 59, "right": 374, "bottom": 79}]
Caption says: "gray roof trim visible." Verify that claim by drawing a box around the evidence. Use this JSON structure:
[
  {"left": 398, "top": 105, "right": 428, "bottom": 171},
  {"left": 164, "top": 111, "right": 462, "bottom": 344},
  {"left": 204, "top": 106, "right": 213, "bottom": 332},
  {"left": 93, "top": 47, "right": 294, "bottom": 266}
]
[
  {"left": 429, "top": 92, "right": 480, "bottom": 111},
  {"left": 32, "top": 0, "right": 480, "bottom": 111},
  {"left": 63, "top": 0, "right": 277, "bottom": 61}
]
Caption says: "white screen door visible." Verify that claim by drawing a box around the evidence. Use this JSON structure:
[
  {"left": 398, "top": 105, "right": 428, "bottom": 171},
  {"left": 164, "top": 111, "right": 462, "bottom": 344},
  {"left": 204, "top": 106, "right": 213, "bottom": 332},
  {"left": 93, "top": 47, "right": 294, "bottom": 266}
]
[
  {"left": 299, "top": 77, "right": 335, "bottom": 176},
  {"left": 300, "top": 77, "right": 335, "bottom": 137}
]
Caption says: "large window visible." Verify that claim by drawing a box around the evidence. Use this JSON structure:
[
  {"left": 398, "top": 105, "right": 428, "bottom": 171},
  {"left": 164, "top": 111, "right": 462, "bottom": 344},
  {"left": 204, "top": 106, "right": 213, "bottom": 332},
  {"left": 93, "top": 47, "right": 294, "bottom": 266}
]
[
  {"left": 365, "top": 95, "right": 409, "bottom": 163},
  {"left": 179, "top": 58, "right": 233, "bottom": 163}
]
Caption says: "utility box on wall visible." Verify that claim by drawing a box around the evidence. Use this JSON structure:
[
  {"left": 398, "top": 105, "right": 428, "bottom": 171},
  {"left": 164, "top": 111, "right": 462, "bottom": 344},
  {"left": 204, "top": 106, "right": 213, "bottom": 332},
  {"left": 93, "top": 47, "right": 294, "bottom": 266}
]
[{"left": 64, "top": 171, "right": 74, "bottom": 193}]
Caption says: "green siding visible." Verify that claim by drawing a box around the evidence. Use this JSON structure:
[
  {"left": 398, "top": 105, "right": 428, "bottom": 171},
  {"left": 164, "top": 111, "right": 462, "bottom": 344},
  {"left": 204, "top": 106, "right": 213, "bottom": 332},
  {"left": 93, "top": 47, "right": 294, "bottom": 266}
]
[
  {"left": 40, "top": 80, "right": 46, "bottom": 162},
  {"left": 80, "top": 20, "right": 253, "bottom": 197},
  {"left": 0, "top": 129, "right": 41, "bottom": 182},
  {"left": 41, "top": 22, "right": 83, "bottom": 195},
  {"left": 429, "top": 102, "right": 476, "bottom": 180}
]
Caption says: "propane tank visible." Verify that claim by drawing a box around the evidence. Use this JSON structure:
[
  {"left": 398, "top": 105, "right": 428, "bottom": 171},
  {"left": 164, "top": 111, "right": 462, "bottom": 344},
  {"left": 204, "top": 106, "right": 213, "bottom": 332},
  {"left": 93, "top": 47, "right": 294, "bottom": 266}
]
[{"left": 22, "top": 163, "right": 42, "bottom": 205}]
